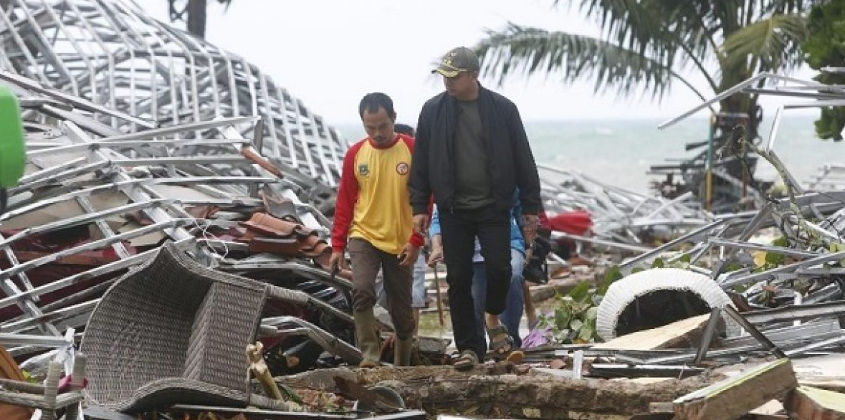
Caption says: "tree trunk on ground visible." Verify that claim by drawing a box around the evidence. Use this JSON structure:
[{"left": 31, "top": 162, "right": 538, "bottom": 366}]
[
  {"left": 278, "top": 365, "right": 723, "bottom": 419},
  {"left": 187, "top": 0, "right": 206, "bottom": 39}
]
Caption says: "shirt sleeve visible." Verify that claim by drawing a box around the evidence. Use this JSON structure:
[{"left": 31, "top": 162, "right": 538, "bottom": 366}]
[{"left": 330, "top": 143, "right": 362, "bottom": 252}]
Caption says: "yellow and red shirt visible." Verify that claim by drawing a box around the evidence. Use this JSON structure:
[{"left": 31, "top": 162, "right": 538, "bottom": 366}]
[{"left": 331, "top": 133, "right": 424, "bottom": 254}]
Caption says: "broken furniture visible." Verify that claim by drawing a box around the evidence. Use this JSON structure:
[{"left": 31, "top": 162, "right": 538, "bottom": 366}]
[
  {"left": 0, "top": 353, "right": 86, "bottom": 420},
  {"left": 80, "top": 243, "right": 351, "bottom": 412}
]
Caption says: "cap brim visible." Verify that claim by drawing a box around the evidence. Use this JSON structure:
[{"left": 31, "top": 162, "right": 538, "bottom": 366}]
[{"left": 432, "top": 67, "right": 460, "bottom": 78}]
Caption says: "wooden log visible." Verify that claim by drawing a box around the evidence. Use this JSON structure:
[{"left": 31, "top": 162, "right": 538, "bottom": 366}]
[
  {"left": 673, "top": 358, "right": 797, "bottom": 420},
  {"left": 278, "top": 365, "right": 720, "bottom": 419},
  {"left": 785, "top": 386, "right": 845, "bottom": 420}
]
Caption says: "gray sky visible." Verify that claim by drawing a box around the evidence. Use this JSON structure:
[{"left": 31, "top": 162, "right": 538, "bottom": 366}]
[{"left": 148, "top": 0, "right": 815, "bottom": 126}]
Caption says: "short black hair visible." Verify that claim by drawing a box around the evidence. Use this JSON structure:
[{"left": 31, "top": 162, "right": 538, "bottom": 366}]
[
  {"left": 359, "top": 92, "right": 396, "bottom": 120},
  {"left": 394, "top": 123, "right": 415, "bottom": 136}
]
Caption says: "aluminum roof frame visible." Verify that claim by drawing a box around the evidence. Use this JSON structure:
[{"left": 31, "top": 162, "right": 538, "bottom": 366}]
[{"left": 0, "top": 0, "right": 344, "bottom": 188}]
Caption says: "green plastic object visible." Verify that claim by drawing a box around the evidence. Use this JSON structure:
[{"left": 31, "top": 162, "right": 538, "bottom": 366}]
[{"left": 0, "top": 84, "right": 25, "bottom": 188}]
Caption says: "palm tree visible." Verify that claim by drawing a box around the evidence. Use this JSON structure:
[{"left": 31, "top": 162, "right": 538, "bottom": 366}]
[
  {"left": 475, "top": 1, "right": 816, "bottom": 209},
  {"left": 167, "top": 0, "right": 232, "bottom": 39}
]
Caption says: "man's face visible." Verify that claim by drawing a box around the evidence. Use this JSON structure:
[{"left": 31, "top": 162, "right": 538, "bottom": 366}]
[
  {"left": 443, "top": 71, "right": 477, "bottom": 100},
  {"left": 362, "top": 106, "right": 395, "bottom": 146}
]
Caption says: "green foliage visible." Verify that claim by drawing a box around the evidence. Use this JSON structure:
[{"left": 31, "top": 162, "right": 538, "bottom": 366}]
[
  {"left": 804, "top": 1, "right": 845, "bottom": 141},
  {"left": 540, "top": 265, "right": 623, "bottom": 344},
  {"left": 541, "top": 293, "right": 598, "bottom": 344},
  {"left": 475, "top": 1, "right": 813, "bottom": 121}
]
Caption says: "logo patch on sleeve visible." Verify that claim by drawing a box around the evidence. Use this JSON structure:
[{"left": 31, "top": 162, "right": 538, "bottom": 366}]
[
  {"left": 358, "top": 163, "right": 369, "bottom": 176},
  {"left": 396, "top": 162, "right": 409, "bottom": 175}
]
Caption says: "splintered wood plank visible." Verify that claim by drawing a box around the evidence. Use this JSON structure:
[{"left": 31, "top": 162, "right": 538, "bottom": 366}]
[
  {"left": 673, "top": 358, "right": 797, "bottom": 420},
  {"left": 593, "top": 314, "right": 711, "bottom": 350},
  {"left": 785, "top": 386, "right": 845, "bottom": 420}
]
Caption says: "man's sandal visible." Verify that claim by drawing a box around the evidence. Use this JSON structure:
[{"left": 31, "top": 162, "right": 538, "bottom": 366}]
[
  {"left": 453, "top": 349, "right": 478, "bottom": 371},
  {"left": 487, "top": 324, "right": 523, "bottom": 362},
  {"left": 486, "top": 325, "right": 513, "bottom": 354}
]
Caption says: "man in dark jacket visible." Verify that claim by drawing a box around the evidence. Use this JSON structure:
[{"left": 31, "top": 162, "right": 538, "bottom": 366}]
[{"left": 409, "top": 46, "right": 541, "bottom": 369}]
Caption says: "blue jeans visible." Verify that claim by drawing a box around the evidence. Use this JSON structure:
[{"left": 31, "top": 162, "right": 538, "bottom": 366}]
[{"left": 471, "top": 248, "right": 525, "bottom": 350}]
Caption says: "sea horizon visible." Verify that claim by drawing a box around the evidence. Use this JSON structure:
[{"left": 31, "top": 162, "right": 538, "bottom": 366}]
[{"left": 336, "top": 114, "right": 841, "bottom": 195}]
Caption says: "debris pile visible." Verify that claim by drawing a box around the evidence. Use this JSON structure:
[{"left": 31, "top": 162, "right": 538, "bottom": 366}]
[{"left": 0, "top": 0, "right": 845, "bottom": 418}]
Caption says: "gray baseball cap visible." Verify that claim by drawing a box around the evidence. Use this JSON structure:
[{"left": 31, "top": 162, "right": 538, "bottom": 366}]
[{"left": 432, "top": 46, "right": 480, "bottom": 78}]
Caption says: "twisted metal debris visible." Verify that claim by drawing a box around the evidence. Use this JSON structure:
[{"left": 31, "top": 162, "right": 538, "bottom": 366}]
[
  {"left": 0, "top": 0, "right": 357, "bottom": 375},
  {"left": 0, "top": 0, "right": 345, "bottom": 191}
]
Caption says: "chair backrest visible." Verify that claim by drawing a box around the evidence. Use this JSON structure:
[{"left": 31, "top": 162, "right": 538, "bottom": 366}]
[{"left": 82, "top": 244, "right": 267, "bottom": 409}]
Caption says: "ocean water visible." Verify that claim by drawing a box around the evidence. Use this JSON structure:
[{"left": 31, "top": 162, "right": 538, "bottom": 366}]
[{"left": 337, "top": 114, "right": 843, "bottom": 194}]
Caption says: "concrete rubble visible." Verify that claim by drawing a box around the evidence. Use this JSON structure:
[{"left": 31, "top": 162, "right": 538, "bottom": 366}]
[{"left": 0, "top": 0, "right": 844, "bottom": 419}]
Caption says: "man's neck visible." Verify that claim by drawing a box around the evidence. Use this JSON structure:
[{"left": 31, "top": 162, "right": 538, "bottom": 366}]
[{"left": 455, "top": 83, "right": 480, "bottom": 101}]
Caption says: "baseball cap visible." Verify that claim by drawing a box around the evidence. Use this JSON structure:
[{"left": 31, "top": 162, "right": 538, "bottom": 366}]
[{"left": 432, "top": 47, "right": 480, "bottom": 78}]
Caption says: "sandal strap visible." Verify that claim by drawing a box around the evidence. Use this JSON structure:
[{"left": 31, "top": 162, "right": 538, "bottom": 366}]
[{"left": 487, "top": 325, "right": 514, "bottom": 353}]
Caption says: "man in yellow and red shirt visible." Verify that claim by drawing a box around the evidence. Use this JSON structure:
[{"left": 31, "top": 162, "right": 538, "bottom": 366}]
[{"left": 330, "top": 92, "right": 424, "bottom": 367}]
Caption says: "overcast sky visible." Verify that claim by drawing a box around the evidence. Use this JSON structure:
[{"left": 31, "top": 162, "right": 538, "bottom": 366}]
[{"left": 146, "top": 0, "right": 815, "bottom": 127}]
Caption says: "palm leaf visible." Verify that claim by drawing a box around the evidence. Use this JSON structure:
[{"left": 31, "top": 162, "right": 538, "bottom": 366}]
[
  {"left": 475, "top": 23, "right": 700, "bottom": 99},
  {"left": 722, "top": 13, "right": 808, "bottom": 71}
]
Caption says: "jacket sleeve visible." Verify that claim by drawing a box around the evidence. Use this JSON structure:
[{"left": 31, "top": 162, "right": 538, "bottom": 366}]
[
  {"left": 409, "top": 104, "right": 432, "bottom": 215},
  {"left": 402, "top": 136, "right": 426, "bottom": 248},
  {"left": 331, "top": 144, "right": 360, "bottom": 252},
  {"left": 506, "top": 101, "right": 541, "bottom": 215}
]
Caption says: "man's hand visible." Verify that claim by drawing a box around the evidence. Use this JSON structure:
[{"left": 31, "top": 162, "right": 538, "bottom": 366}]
[
  {"left": 398, "top": 243, "right": 421, "bottom": 268},
  {"left": 522, "top": 213, "right": 539, "bottom": 245},
  {"left": 328, "top": 250, "right": 349, "bottom": 272},
  {"left": 412, "top": 214, "right": 429, "bottom": 236},
  {"left": 427, "top": 234, "right": 444, "bottom": 267}
]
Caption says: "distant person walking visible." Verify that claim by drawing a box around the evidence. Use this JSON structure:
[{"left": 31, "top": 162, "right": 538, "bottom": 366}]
[
  {"left": 409, "top": 46, "right": 541, "bottom": 369},
  {"left": 330, "top": 93, "right": 423, "bottom": 367}
]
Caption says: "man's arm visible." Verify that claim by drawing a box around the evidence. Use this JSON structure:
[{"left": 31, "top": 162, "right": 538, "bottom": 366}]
[
  {"left": 506, "top": 101, "right": 541, "bottom": 216},
  {"left": 330, "top": 144, "right": 361, "bottom": 255}
]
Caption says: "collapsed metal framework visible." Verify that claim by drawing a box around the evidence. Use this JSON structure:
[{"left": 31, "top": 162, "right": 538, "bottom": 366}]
[
  {"left": 0, "top": 0, "right": 356, "bottom": 369},
  {"left": 0, "top": 0, "right": 345, "bottom": 190}
]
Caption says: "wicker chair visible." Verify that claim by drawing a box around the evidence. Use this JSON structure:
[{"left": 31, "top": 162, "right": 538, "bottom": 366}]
[
  {"left": 80, "top": 243, "right": 351, "bottom": 413},
  {"left": 0, "top": 354, "right": 86, "bottom": 420}
]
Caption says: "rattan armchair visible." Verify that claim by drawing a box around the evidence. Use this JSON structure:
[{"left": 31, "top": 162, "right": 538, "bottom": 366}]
[{"left": 80, "top": 243, "right": 351, "bottom": 413}]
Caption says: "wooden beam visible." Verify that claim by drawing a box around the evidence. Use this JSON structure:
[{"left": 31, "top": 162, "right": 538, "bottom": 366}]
[
  {"left": 593, "top": 314, "right": 711, "bottom": 350},
  {"left": 785, "top": 386, "right": 845, "bottom": 420},
  {"left": 673, "top": 359, "right": 797, "bottom": 420}
]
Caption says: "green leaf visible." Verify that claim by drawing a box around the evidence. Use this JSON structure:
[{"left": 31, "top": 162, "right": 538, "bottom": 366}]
[
  {"left": 584, "top": 307, "right": 598, "bottom": 323},
  {"left": 652, "top": 258, "right": 665, "bottom": 268},
  {"left": 598, "top": 265, "right": 624, "bottom": 296},
  {"left": 569, "top": 318, "right": 584, "bottom": 331},
  {"left": 765, "top": 251, "right": 785, "bottom": 265},
  {"left": 578, "top": 325, "right": 595, "bottom": 342},
  {"left": 554, "top": 308, "right": 572, "bottom": 329},
  {"left": 568, "top": 281, "right": 592, "bottom": 302},
  {"left": 680, "top": 253, "right": 691, "bottom": 263}
]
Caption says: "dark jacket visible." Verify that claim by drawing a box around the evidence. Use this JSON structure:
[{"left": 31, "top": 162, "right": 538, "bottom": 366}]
[{"left": 409, "top": 85, "right": 541, "bottom": 215}]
